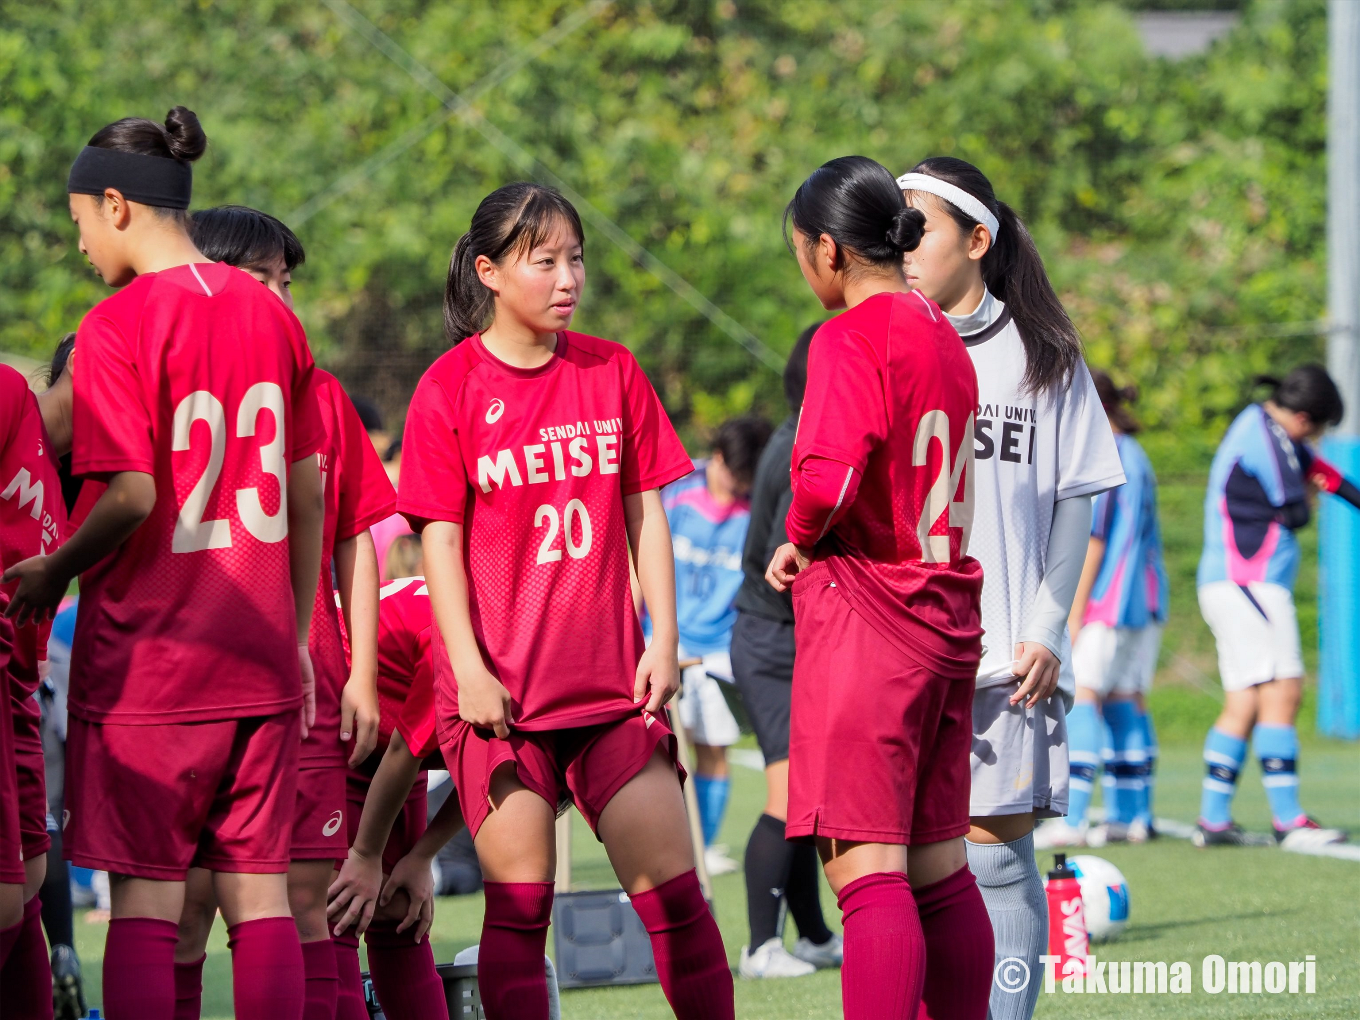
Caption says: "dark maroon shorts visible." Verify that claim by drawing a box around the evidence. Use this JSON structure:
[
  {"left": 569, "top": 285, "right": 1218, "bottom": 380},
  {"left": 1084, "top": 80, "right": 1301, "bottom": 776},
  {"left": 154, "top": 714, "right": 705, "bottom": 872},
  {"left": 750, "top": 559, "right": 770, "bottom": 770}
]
[
  {"left": 786, "top": 561, "right": 974, "bottom": 846},
  {"left": 345, "top": 769, "right": 428, "bottom": 874},
  {"left": 0, "top": 622, "right": 22, "bottom": 884},
  {"left": 442, "top": 710, "right": 681, "bottom": 840},
  {"left": 12, "top": 697, "right": 48, "bottom": 859},
  {"left": 291, "top": 763, "right": 348, "bottom": 861},
  {"left": 66, "top": 711, "right": 299, "bottom": 880}
]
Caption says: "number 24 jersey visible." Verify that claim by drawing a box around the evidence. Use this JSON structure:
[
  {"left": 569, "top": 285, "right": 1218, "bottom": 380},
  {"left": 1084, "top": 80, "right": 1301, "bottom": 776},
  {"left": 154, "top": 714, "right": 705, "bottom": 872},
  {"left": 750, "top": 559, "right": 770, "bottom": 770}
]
[{"left": 398, "top": 331, "right": 692, "bottom": 731}]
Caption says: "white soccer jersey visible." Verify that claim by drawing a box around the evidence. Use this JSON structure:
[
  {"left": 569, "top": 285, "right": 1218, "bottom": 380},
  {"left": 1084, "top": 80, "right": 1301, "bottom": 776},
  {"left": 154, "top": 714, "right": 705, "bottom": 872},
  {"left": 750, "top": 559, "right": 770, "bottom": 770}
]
[{"left": 949, "top": 289, "right": 1125, "bottom": 695}]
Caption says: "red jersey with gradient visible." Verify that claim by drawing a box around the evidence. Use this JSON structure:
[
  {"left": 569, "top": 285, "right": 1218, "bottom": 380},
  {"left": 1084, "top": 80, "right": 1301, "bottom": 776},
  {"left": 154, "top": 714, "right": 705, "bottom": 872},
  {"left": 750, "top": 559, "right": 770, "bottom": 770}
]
[
  {"left": 398, "top": 331, "right": 691, "bottom": 730},
  {"left": 69, "top": 262, "right": 324, "bottom": 723},
  {"left": 302, "top": 370, "right": 396, "bottom": 765},
  {"left": 0, "top": 366, "right": 65, "bottom": 698},
  {"left": 790, "top": 290, "right": 983, "bottom": 678},
  {"left": 375, "top": 576, "right": 437, "bottom": 757}
]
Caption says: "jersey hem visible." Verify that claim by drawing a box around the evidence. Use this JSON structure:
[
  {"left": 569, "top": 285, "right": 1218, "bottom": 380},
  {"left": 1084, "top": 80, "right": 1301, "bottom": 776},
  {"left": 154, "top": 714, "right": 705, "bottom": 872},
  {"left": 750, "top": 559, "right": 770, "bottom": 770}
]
[
  {"left": 507, "top": 703, "right": 642, "bottom": 732},
  {"left": 335, "top": 501, "right": 398, "bottom": 543},
  {"left": 66, "top": 695, "right": 303, "bottom": 725},
  {"left": 70, "top": 455, "right": 154, "bottom": 477},
  {"left": 624, "top": 460, "right": 697, "bottom": 497},
  {"left": 1055, "top": 473, "right": 1127, "bottom": 502},
  {"left": 396, "top": 500, "right": 464, "bottom": 526}
]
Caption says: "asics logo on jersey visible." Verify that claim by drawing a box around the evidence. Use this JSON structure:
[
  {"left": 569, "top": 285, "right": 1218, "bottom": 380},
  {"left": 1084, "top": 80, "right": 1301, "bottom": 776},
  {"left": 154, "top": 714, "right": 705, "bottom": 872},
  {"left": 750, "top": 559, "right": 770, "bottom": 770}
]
[
  {"left": 487, "top": 398, "right": 505, "bottom": 424},
  {"left": 322, "top": 810, "right": 343, "bottom": 837}
]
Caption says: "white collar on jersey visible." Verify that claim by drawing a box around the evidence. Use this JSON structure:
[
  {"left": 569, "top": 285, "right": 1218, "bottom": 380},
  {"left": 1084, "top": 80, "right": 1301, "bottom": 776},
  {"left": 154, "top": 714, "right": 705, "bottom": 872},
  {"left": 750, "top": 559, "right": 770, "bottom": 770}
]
[
  {"left": 896, "top": 172, "right": 1001, "bottom": 243},
  {"left": 945, "top": 286, "right": 1004, "bottom": 338}
]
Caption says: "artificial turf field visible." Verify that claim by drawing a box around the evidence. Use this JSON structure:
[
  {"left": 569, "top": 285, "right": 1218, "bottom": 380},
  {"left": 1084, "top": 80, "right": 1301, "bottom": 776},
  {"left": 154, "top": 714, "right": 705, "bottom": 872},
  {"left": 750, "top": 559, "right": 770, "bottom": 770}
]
[{"left": 68, "top": 456, "right": 1359, "bottom": 1018}]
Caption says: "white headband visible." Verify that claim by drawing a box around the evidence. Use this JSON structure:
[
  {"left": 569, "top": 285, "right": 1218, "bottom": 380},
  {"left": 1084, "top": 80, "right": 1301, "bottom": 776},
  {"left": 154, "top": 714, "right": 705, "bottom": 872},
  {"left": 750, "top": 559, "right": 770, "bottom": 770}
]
[{"left": 895, "top": 172, "right": 1000, "bottom": 242}]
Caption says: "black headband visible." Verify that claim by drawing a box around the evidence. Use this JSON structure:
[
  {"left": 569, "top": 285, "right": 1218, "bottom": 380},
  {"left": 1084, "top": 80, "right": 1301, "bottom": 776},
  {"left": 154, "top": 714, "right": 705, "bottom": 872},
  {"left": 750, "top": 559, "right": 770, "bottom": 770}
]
[{"left": 67, "top": 147, "right": 193, "bottom": 210}]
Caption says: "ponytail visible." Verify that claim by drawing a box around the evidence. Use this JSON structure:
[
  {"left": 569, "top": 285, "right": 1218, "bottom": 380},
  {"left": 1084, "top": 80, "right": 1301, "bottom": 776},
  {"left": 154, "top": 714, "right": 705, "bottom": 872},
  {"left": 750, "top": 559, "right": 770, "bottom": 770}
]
[
  {"left": 1090, "top": 368, "right": 1141, "bottom": 434},
  {"left": 906, "top": 157, "right": 1081, "bottom": 395}
]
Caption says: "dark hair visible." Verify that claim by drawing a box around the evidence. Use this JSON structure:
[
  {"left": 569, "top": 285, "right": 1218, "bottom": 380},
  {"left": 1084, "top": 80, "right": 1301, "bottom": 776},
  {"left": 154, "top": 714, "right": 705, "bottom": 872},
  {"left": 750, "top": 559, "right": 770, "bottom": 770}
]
[
  {"left": 785, "top": 322, "right": 820, "bottom": 411},
  {"left": 784, "top": 156, "right": 924, "bottom": 273},
  {"left": 87, "top": 107, "right": 206, "bottom": 222},
  {"left": 1256, "top": 364, "right": 1344, "bottom": 427},
  {"left": 712, "top": 415, "right": 774, "bottom": 488},
  {"left": 1090, "top": 368, "right": 1141, "bottom": 434},
  {"left": 49, "top": 332, "right": 76, "bottom": 386},
  {"left": 191, "top": 206, "right": 305, "bottom": 271},
  {"left": 384, "top": 438, "right": 402, "bottom": 462},
  {"left": 445, "top": 183, "right": 585, "bottom": 344},
  {"left": 906, "top": 156, "right": 1081, "bottom": 395},
  {"left": 350, "top": 394, "right": 384, "bottom": 434}
]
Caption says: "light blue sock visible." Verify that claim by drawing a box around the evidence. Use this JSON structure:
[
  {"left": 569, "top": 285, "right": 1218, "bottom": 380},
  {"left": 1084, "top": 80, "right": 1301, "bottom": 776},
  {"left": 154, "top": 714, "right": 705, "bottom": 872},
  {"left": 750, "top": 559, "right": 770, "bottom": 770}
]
[
  {"left": 1200, "top": 727, "right": 1248, "bottom": 828},
  {"left": 1138, "top": 708, "right": 1158, "bottom": 826},
  {"left": 1099, "top": 716, "right": 1116, "bottom": 821},
  {"left": 1253, "top": 724, "right": 1305, "bottom": 830},
  {"left": 693, "top": 774, "right": 730, "bottom": 846},
  {"left": 1065, "top": 701, "right": 1101, "bottom": 828},
  {"left": 1103, "top": 700, "right": 1146, "bottom": 826}
]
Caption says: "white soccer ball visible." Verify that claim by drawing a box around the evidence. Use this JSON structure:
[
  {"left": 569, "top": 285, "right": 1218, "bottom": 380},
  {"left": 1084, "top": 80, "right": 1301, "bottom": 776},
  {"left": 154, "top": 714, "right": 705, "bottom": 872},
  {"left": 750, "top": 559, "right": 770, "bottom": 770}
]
[{"left": 1068, "top": 855, "right": 1130, "bottom": 942}]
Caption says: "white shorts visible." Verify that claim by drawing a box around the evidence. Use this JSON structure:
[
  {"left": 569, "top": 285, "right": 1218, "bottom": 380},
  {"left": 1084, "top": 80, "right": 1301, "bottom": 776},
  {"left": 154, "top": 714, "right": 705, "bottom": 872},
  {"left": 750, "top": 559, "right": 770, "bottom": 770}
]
[
  {"left": 1197, "top": 581, "right": 1304, "bottom": 692},
  {"left": 969, "top": 681, "right": 1069, "bottom": 819},
  {"left": 676, "top": 647, "right": 740, "bottom": 747},
  {"left": 1072, "top": 622, "right": 1163, "bottom": 698}
]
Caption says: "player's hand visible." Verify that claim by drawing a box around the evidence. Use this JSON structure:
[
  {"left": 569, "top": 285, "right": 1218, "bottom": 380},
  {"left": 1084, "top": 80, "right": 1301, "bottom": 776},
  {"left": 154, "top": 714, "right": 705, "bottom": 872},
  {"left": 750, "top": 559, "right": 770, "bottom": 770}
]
[
  {"left": 380, "top": 851, "right": 436, "bottom": 943},
  {"left": 457, "top": 664, "right": 513, "bottom": 739},
  {"left": 328, "top": 846, "right": 383, "bottom": 936},
  {"left": 1011, "top": 642, "right": 1060, "bottom": 708},
  {"left": 634, "top": 639, "right": 680, "bottom": 713},
  {"left": 341, "top": 673, "right": 380, "bottom": 768},
  {"left": 2, "top": 554, "right": 66, "bottom": 626},
  {"left": 765, "top": 542, "right": 811, "bottom": 592},
  {"left": 298, "top": 644, "right": 316, "bottom": 741}
]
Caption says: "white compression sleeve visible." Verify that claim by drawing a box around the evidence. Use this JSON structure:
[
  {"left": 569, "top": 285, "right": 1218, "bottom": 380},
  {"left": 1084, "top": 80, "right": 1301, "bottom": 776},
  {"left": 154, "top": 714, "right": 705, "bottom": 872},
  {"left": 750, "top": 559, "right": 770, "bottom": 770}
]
[{"left": 1018, "top": 494, "right": 1094, "bottom": 659}]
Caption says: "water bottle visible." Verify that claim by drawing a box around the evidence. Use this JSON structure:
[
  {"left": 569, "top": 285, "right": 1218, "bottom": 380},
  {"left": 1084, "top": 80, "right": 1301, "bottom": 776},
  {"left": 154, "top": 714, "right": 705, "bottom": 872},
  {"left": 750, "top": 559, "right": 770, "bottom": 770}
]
[
  {"left": 84, "top": 1011, "right": 102, "bottom": 1020},
  {"left": 1044, "top": 852, "right": 1088, "bottom": 981}
]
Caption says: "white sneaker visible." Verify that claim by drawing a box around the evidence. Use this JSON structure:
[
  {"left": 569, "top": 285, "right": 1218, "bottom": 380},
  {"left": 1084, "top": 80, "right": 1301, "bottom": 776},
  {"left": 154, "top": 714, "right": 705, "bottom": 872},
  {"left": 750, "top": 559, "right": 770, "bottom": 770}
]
[
  {"left": 792, "top": 933, "right": 843, "bottom": 969},
  {"left": 1033, "top": 820, "right": 1087, "bottom": 849},
  {"left": 1276, "top": 819, "right": 1347, "bottom": 850},
  {"left": 704, "top": 845, "right": 739, "bottom": 876},
  {"left": 1088, "top": 821, "right": 1128, "bottom": 847},
  {"left": 739, "top": 937, "right": 816, "bottom": 979},
  {"left": 1125, "top": 819, "right": 1151, "bottom": 844}
]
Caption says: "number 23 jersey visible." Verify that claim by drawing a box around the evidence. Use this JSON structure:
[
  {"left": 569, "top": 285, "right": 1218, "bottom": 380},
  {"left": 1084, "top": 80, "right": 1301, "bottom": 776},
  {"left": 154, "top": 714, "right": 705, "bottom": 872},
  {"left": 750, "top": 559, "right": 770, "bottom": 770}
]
[
  {"left": 398, "top": 331, "right": 692, "bottom": 731},
  {"left": 70, "top": 262, "right": 324, "bottom": 723}
]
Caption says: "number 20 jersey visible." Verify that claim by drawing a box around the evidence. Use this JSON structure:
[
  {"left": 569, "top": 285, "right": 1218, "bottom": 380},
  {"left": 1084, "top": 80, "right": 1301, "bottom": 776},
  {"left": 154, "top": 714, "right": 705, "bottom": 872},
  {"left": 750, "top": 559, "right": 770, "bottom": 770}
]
[
  {"left": 398, "top": 331, "right": 692, "bottom": 731},
  {"left": 70, "top": 262, "right": 324, "bottom": 724}
]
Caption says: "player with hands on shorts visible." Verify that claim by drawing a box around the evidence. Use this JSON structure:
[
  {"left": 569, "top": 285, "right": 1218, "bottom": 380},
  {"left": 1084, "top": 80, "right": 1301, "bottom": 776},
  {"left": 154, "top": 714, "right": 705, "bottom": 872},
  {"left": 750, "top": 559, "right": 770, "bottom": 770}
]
[
  {"left": 4, "top": 108, "right": 327, "bottom": 1020},
  {"left": 397, "top": 183, "right": 733, "bottom": 1020}
]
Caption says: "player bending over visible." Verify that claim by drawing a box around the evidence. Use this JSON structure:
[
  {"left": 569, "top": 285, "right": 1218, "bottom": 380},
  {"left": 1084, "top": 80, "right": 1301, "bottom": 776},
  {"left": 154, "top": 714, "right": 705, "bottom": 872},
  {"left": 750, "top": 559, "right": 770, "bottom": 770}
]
[
  {"left": 396, "top": 183, "right": 733, "bottom": 1020},
  {"left": 170, "top": 205, "right": 392, "bottom": 1020},
  {"left": 1194, "top": 365, "right": 1360, "bottom": 848},
  {"left": 5, "top": 107, "right": 326, "bottom": 1020},
  {"left": 769, "top": 155, "right": 992, "bottom": 1020}
]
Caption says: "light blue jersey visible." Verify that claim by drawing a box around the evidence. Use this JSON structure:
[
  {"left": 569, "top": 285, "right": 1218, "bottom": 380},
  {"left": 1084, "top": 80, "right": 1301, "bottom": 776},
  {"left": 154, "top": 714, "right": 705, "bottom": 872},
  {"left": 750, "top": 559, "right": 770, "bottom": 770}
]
[{"left": 1083, "top": 434, "right": 1168, "bottom": 628}]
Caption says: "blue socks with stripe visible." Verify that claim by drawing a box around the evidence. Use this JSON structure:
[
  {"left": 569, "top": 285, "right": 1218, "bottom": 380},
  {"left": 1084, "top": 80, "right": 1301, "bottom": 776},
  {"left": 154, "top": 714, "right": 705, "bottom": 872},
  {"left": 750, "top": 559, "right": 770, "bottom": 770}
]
[
  {"left": 1064, "top": 701, "right": 1101, "bottom": 828},
  {"left": 1103, "top": 700, "right": 1147, "bottom": 826},
  {"left": 693, "top": 774, "right": 730, "bottom": 846},
  {"left": 1200, "top": 727, "right": 1247, "bottom": 829},
  {"left": 1254, "top": 724, "right": 1305, "bottom": 830},
  {"left": 1139, "top": 709, "right": 1158, "bottom": 827}
]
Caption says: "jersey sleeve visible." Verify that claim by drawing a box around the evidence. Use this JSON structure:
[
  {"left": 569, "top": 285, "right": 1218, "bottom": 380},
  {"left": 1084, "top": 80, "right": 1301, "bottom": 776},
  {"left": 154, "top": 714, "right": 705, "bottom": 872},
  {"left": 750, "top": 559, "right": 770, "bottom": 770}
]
[
  {"left": 1090, "top": 488, "right": 1116, "bottom": 541},
  {"left": 71, "top": 313, "right": 155, "bottom": 477},
  {"left": 333, "top": 389, "right": 397, "bottom": 541},
  {"left": 288, "top": 327, "right": 324, "bottom": 463},
  {"left": 1054, "top": 364, "right": 1125, "bottom": 500},
  {"left": 794, "top": 328, "right": 887, "bottom": 472},
  {"left": 0, "top": 367, "right": 24, "bottom": 450},
  {"left": 397, "top": 371, "right": 469, "bottom": 526},
  {"left": 394, "top": 635, "right": 439, "bottom": 757},
  {"left": 618, "top": 349, "right": 692, "bottom": 495}
]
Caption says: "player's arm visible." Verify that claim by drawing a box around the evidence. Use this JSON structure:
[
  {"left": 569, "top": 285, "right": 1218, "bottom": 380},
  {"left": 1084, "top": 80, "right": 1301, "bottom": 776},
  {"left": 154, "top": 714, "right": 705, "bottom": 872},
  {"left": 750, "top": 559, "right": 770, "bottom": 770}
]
[
  {"left": 3, "top": 470, "right": 155, "bottom": 625},
  {"left": 289, "top": 455, "right": 325, "bottom": 737},
  {"left": 327, "top": 729, "right": 423, "bottom": 936},
  {"left": 625, "top": 488, "right": 681, "bottom": 713},
  {"left": 422, "top": 519, "right": 514, "bottom": 738},
  {"left": 768, "top": 455, "right": 860, "bottom": 591},
  {"left": 379, "top": 789, "right": 467, "bottom": 943},
  {"left": 1307, "top": 456, "right": 1360, "bottom": 511},
  {"left": 1066, "top": 536, "right": 1107, "bottom": 644},
  {"left": 335, "top": 530, "right": 380, "bottom": 767}
]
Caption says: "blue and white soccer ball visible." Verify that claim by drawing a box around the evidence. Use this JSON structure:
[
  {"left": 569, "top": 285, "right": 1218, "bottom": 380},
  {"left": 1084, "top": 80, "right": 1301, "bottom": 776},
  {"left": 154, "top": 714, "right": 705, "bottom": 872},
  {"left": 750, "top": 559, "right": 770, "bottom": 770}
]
[{"left": 1068, "top": 855, "right": 1130, "bottom": 942}]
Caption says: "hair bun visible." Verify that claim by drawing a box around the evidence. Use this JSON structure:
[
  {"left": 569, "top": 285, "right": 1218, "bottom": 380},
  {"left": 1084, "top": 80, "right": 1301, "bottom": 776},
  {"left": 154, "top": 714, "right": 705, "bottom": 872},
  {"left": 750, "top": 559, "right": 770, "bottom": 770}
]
[
  {"left": 163, "top": 106, "right": 207, "bottom": 163},
  {"left": 886, "top": 206, "right": 925, "bottom": 254},
  {"left": 1120, "top": 383, "right": 1139, "bottom": 404}
]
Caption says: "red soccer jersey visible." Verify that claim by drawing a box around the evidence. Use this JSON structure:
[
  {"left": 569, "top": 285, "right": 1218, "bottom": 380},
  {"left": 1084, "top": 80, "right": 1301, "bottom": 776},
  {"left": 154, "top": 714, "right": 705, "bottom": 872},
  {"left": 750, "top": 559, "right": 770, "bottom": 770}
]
[
  {"left": 302, "top": 370, "right": 397, "bottom": 765},
  {"left": 398, "top": 331, "right": 691, "bottom": 731},
  {"left": 374, "top": 576, "right": 438, "bottom": 758},
  {"left": 0, "top": 365, "right": 65, "bottom": 697},
  {"left": 790, "top": 290, "right": 984, "bottom": 678},
  {"left": 69, "top": 262, "right": 325, "bottom": 723}
]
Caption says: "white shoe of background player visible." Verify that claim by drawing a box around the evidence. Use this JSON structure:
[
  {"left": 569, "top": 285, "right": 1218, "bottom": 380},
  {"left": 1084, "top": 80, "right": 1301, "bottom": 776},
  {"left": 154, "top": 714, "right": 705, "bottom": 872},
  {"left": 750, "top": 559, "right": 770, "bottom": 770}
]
[
  {"left": 1034, "top": 819, "right": 1087, "bottom": 849},
  {"left": 739, "top": 938, "right": 816, "bottom": 979},
  {"left": 1275, "top": 817, "right": 1347, "bottom": 849},
  {"left": 792, "top": 933, "right": 844, "bottom": 969},
  {"left": 704, "top": 844, "right": 740, "bottom": 875}
]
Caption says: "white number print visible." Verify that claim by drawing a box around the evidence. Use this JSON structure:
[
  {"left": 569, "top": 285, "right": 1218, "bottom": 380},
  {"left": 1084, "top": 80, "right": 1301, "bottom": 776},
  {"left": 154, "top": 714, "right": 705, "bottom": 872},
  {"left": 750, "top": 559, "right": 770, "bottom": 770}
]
[
  {"left": 171, "top": 383, "right": 289, "bottom": 553},
  {"left": 911, "top": 410, "right": 975, "bottom": 563},
  {"left": 534, "top": 499, "right": 594, "bottom": 565}
]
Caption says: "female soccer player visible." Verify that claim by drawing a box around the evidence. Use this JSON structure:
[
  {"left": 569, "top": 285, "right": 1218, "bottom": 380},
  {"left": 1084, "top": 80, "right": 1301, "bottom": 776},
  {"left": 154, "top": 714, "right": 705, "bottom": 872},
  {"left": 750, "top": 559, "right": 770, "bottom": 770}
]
[
  {"left": 4, "top": 107, "right": 326, "bottom": 1020},
  {"left": 767, "top": 155, "right": 992, "bottom": 1020},
  {"left": 1194, "top": 365, "right": 1360, "bottom": 848},
  {"left": 398, "top": 182, "right": 732, "bottom": 1020},
  {"left": 897, "top": 156, "right": 1124, "bottom": 1020},
  {"left": 171, "top": 205, "right": 391, "bottom": 1020},
  {"left": 1040, "top": 371, "right": 1169, "bottom": 847}
]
